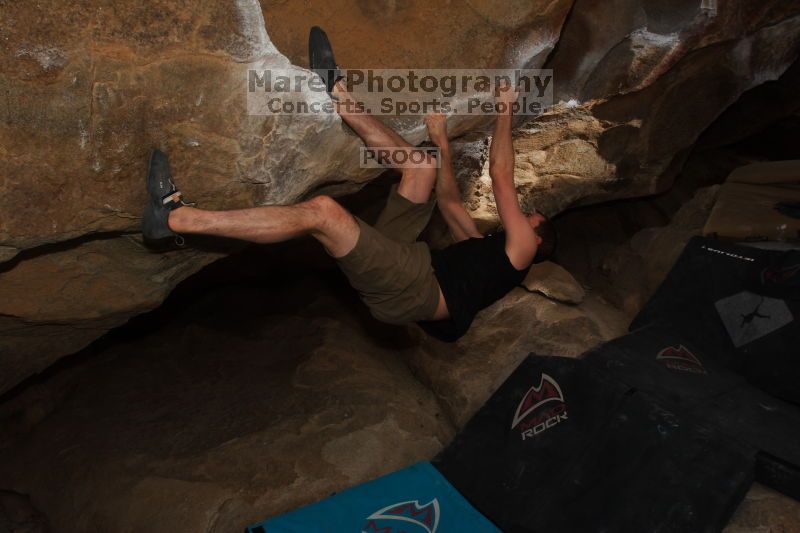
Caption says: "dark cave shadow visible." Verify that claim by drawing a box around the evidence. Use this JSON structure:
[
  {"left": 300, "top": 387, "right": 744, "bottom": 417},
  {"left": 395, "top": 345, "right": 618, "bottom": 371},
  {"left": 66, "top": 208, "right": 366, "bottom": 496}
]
[{"left": 0, "top": 174, "right": 418, "bottom": 406}]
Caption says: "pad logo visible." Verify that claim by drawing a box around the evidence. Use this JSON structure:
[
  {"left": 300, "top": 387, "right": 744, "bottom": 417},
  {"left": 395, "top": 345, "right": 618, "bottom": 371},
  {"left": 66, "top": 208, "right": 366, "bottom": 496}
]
[
  {"left": 656, "top": 345, "right": 707, "bottom": 374},
  {"left": 715, "top": 291, "right": 793, "bottom": 348},
  {"left": 700, "top": 245, "right": 755, "bottom": 263},
  {"left": 761, "top": 263, "right": 800, "bottom": 285},
  {"left": 362, "top": 499, "right": 440, "bottom": 533},
  {"left": 740, "top": 300, "right": 771, "bottom": 328},
  {"left": 512, "top": 373, "right": 568, "bottom": 441}
]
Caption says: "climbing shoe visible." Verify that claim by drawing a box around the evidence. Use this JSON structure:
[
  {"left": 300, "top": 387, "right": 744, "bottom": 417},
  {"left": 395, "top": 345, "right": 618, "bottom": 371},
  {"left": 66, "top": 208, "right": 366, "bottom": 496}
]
[
  {"left": 308, "top": 26, "right": 343, "bottom": 94},
  {"left": 142, "top": 149, "right": 188, "bottom": 245}
]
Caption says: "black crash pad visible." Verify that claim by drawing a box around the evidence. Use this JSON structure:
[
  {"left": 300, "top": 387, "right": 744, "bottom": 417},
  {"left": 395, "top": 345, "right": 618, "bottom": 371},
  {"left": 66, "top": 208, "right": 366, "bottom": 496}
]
[
  {"left": 584, "top": 323, "right": 800, "bottom": 500},
  {"left": 434, "top": 355, "right": 754, "bottom": 533},
  {"left": 630, "top": 237, "right": 799, "bottom": 405}
]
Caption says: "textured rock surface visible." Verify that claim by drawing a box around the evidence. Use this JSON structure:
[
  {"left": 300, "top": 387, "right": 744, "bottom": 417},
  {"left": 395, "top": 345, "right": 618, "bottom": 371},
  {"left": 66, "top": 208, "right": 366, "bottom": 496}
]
[
  {"left": 407, "top": 289, "right": 629, "bottom": 426},
  {"left": 0, "top": 236, "right": 229, "bottom": 393},
  {"left": 522, "top": 260, "right": 586, "bottom": 304},
  {"left": 600, "top": 185, "right": 721, "bottom": 316},
  {"left": 0, "top": 490, "right": 48, "bottom": 533},
  {"left": 262, "top": 0, "right": 572, "bottom": 69},
  {"left": 0, "top": 284, "right": 455, "bottom": 532},
  {"left": 0, "top": 0, "right": 366, "bottom": 393},
  {"left": 0, "top": 0, "right": 572, "bottom": 256},
  {"left": 551, "top": 182, "right": 722, "bottom": 321},
  {"left": 725, "top": 484, "right": 800, "bottom": 533},
  {"left": 0, "top": 0, "right": 572, "bottom": 392},
  {"left": 2, "top": 0, "right": 800, "bottom": 391},
  {"left": 467, "top": 106, "right": 616, "bottom": 221}
]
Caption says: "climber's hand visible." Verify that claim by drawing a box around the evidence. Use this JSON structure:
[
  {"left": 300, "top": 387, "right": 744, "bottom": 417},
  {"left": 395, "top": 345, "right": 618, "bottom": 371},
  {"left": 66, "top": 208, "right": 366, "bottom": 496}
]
[
  {"left": 495, "top": 81, "right": 519, "bottom": 111},
  {"left": 424, "top": 113, "right": 449, "bottom": 146}
]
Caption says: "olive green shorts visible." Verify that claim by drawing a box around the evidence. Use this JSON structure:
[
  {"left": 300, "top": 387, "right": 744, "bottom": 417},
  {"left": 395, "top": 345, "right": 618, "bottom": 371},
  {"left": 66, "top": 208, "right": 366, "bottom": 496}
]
[{"left": 335, "top": 185, "right": 441, "bottom": 325}]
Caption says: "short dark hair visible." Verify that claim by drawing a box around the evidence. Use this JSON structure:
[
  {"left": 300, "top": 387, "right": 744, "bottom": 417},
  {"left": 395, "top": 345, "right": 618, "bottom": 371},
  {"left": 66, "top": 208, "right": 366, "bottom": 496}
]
[{"left": 533, "top": 215, "right": 557, "bottom": 263}]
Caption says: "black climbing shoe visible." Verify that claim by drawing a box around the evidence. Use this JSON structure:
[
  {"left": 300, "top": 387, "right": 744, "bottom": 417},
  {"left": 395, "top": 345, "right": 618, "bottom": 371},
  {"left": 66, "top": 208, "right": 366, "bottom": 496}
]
[
  {"left": 308, "top": 26, "right": 342, "bottom": 94},
  {"left": 142, "top": 149, "right": 188, "bottom": 245}
]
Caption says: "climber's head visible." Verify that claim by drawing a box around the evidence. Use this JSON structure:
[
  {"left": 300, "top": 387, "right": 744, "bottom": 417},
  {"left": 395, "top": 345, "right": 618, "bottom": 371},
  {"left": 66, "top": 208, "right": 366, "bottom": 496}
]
[{"left": 526, "top": 211, "right": 557, "bottom": 263}]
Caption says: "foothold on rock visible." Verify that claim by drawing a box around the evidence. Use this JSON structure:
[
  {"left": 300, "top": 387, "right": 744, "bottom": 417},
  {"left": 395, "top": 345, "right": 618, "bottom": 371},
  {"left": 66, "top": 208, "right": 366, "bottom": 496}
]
[
  {"left": 521, "top": 261, "right": 586, "bottom": 304},
  {"left": 0, "top": 247, "right": 19, "bottom": 264}
]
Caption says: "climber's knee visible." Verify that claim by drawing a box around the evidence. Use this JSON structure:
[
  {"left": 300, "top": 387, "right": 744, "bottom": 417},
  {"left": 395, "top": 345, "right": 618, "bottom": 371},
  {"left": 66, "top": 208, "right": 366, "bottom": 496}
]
[{"left": 307, "top": 195, "right": 359, "bottom": 257}]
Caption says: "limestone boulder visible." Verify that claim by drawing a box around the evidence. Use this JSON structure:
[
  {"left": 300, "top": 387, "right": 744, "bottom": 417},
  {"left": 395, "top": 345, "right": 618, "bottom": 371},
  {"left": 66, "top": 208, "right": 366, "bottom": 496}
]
[
  {"left": 522, "top": 261, "right": 586, "bottom": 304},
  {"left": 0, "top": 0, "right": 574, "bottom": 257},
  {"left": 0, "top": 0, "right": 362, "bottom": 255},
  {"left": 0, "top": 236, "right": 230, "bottom": 393},
  {"left": 466, "top": 106, "right": 616, "bottom": 222},
  {"left": 600, "top": 185, "right": 721, "bottom": 316},
  {"left": 462, "top": 1, "right": 800, "bottom": 224},
  {"left": 0, "top": 490, "right": 48, "bottom": 533},
  {"left": 725, "top": 483, "right": 800, "bottom": 533},
  {"left": 0, "top": 301, "right": 454, "bottom": 532},
  {"left": 0, "top": 0, "right": 573, "bottom": 393},
  {"left": 2, "top": 0, "right": 800, "bottom": 393},
  {"left": 408, "top": 289, "right": 629, "bottom": 427}
]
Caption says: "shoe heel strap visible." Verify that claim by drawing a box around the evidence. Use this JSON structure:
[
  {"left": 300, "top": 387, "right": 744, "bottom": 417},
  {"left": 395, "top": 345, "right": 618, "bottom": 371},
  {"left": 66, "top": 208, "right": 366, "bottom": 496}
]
[{"left": 161, "top": 191, "right": 183, "bottom": 209}]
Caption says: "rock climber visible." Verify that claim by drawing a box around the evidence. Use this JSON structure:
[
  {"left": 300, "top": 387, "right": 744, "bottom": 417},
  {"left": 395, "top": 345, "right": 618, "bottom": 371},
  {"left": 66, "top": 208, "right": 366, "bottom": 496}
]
[{"left": 142, "top": 26, "right": 557, "bottom": 341}]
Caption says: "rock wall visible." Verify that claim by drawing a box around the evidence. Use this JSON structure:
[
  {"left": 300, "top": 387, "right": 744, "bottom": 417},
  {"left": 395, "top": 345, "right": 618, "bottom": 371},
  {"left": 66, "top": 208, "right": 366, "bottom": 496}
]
[{"left": 2, "top": 0, "right": 800, "bottom": 393}]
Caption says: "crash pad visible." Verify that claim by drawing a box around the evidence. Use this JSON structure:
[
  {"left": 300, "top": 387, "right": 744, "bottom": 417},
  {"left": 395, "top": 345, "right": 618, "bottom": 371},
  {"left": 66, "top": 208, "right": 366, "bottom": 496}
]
[
  {"left": 246, "top": 461, "right": 500, "bottom": 533},
  {"left": 631, "top": 236, "right": 800, "bottom": 405},
  {"left": 433, "top": 355, "right": 754, "bottom": 533},
  {"left": 703, "top": 160, "right": 800, "bottom": 241},
  {"left": 585, "top": 323, "right": 800, "bottom": 499}
]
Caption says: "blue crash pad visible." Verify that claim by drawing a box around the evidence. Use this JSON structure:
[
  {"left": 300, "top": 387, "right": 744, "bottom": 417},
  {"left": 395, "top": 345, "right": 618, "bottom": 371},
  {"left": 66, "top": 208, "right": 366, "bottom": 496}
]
[{"left": 246, "top": 461, "right": 500, "bottom": 533}]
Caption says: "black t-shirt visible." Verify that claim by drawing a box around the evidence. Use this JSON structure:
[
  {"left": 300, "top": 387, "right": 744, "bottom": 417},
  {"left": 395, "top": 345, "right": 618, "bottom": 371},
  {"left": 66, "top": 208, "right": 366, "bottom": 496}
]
[{"left": 418, "top": 231, "right": 531, "bottom": 342}]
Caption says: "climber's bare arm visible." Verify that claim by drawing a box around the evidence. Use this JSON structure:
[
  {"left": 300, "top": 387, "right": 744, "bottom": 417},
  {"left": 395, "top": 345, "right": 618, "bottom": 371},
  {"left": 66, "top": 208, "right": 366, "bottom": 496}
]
[
  {"left": 424, "top": 113, "right": 482, "bottom": 242},
  {"left": 489, "top": 83, "right": 538, "bottom": 269}
]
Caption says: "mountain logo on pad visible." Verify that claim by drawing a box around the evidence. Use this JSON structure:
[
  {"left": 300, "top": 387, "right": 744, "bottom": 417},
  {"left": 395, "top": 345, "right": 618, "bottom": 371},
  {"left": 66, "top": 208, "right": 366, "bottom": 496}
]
[
  {"left": 512, "top": 373, "right": 568, "bottom": 440},
  {"left": 761, "top": 263, "right": 800, "bottom": 286},
  {"left": 362, "top": 499, "right": 440, "bottom": 533},
  {"left": 656, "top": 345, "right": 707, "bottom": 374}
]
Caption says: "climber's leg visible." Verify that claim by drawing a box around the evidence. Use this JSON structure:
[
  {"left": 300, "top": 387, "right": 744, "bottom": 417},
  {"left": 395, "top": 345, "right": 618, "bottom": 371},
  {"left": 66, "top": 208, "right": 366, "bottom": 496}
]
[
  {"left": 167, "top": 195, "right": 360, "bottom": 258},
  {"left": 333, "top": 80, "right": 411, "bottom": 150},
  {"left": 333, "top": 80, "right": 437, "bottom": 204}
]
